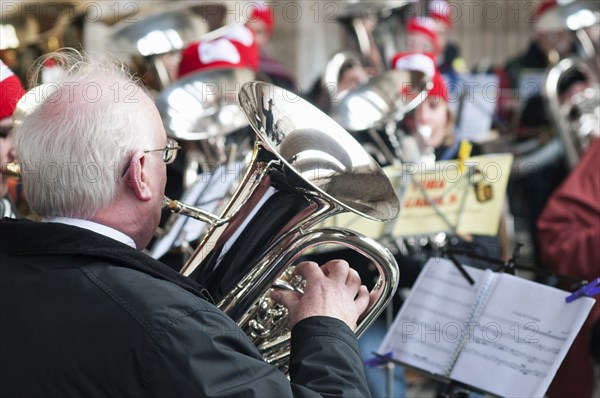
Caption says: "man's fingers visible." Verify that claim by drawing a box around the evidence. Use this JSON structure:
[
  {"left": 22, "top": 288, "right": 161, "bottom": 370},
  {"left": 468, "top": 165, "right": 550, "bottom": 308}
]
[
  {"left": 270, "top": 289, "right": 300, "bottom": 309},
  {"left": 345, "top": 267, "right": 362, "bottom": 292},
  {"left": 293, "top": 261, "right": 322, "bottom": 280},
  {"left": 320, "top": 259, "right": 350, "bottom": 282},
  {"left": 354, "top": 285, "right": 370, "bottom": 314}
]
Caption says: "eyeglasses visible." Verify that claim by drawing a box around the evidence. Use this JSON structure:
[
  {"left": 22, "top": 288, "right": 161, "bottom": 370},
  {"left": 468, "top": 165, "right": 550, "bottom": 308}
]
[{"left": 144, "top": 138, "right": 181, "bottom": 165}]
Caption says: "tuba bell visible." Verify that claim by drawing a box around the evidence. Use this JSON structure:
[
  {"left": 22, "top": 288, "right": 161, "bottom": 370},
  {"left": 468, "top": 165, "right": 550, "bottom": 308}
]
[
  {"left": 329, "top": 68, "right": 433, "bottom": 166},
  {"left": 164, "top": 81, "right": 400, "bottom": 372},
  {"left": 335, "top": 1, "right": 417, "bottom": 74},
  {"left": 543, "top": 56, "right": 599, "bottom": 169},
  {"left": 155, "top": 66, "right": 255, "bottom": 188},
  {"left": 535, "top": 0, "right": 599, "bottom": 169}
]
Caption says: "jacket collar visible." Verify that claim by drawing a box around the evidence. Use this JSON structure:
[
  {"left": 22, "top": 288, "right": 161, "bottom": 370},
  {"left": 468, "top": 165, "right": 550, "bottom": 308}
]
[{"left": 0, "top": 218, "right": 213, "bottom": 302}]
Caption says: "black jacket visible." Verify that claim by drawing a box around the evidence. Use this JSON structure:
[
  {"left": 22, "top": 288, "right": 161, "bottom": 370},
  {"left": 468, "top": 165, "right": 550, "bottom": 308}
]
[{"left": 0, "top": 219, "right": 371, "bottom": 397}]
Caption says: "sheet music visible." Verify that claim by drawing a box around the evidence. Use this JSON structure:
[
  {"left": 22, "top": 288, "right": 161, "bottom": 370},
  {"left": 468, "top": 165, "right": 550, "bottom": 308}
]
[
  {"left": 377, "top": 258, "right": 489, "bottom": 376},
  {"left": 377, "top": 258, "right": 595, "bottom": 397},
  {"left": 450, "top": 272, "right": 595, "bottom": 397},
  {"left": 455, "top": 73, "right": 498, "bottom": 142}
]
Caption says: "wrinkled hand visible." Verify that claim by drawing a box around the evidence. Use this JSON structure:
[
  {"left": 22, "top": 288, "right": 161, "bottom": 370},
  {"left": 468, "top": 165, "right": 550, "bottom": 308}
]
[{"left": 270, "top": 260, "right": 370, "bottom": 331}]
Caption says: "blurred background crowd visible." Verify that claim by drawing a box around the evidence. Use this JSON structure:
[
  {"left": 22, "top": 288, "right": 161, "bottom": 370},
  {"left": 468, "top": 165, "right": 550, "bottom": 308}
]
[{"left": 1, "top": 0, "right": 598, "bottom": 397}]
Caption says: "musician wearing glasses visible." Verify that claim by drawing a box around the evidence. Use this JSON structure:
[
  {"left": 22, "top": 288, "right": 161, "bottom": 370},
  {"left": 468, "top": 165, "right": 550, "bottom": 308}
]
[{"left": 0, "top": 50, "right": 372, "bottom": 397}]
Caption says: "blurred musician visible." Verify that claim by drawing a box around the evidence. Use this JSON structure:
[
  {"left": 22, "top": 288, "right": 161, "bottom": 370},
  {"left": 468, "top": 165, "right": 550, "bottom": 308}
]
[
  {"left": 427, "top": 0, "right": 466, "bottom": 75},
  {"left": 405, "top": 17, "right": 461, "bottom": 97},
  {"left": 167, "top": 24, "right": 259, "bottom": 196},
  {"left": 405, "top": 17, "right": 441, "bottom": 58},
  {"left": 537, "top": 138, "right": 600, "bottom": 398},
  {"left": 392, "top": 52, "right": 458, "bottom": 161},
  {"left": 0, "top": 50, "right": 373, "bottom": 397},
  {"left": 177, "top": 24, "right": 259, "bottom": 79},
  {"left": 245, "top": 2, "right": 297, "bottom": 90},
  {"left": 0, "top": 60, "right": 26, "bottom": 218},
  {"left": 497, "top": 0, "right": 583, "bottom": 269},
  {"left": 501, "top": 0, "right": 576, "bottom": 96},
  {"left": 497, "top": 0, "right": 580, "bottom": 125},
  {"left": 152, "top": 25, "right": 261, "bottom": 270}
]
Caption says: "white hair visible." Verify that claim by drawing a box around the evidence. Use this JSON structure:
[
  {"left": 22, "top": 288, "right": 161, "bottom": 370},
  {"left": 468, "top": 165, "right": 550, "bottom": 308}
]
[{"left": 13, "top": 49, "right": 157, "bottom": 219}]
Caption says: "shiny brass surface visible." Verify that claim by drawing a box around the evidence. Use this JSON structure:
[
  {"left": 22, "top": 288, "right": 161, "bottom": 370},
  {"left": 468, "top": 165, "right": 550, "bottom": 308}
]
[
  {"left": 3, "top": 162, "right": 20, "bottom": 179},
  {"left": 335, "top": 1, "right": 417, "bottom": 72},
  {"left": 105, "top": 2, "right": 232, "bottom": 89},
  {"left": 237, "top": 81, "right": 400, "bottom": 221},
  {"left": 168, "top": 82, "right": 400, "bottom": 372},
  {"left": 330, "top": 70, "right": 432, "bottom": 132},
  {"left": 543, "top": 57, "right": 600, "bottom": 168},
  {"left": 155, "top": 68, "right": 255, "bottom": 142},
  {"left": 105, "top": 3, "right": 210, "bottom": 57}
]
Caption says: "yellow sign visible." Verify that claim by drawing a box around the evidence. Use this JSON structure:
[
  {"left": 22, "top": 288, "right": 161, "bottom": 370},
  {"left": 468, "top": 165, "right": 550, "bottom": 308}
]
[
  {"left": 320, "top": 154, "right": 513, "bottom": 239},
  {"left": 392, "top": 154, "right": 513, "bottom": 236}
]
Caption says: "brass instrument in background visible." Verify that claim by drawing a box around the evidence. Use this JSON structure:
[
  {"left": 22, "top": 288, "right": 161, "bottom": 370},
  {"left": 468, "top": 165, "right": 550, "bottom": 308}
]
[
  {"left": 313, "top": 1, "right": 415, "bottom": 114},
  {"left": 155, "top": 67, "right": 255, "bottom": 187},
  {"left": 0, "top": 2, "right": 83, "bottom": 81},
  {"left": 164, "top": 81, "right": 400, "bottom": 372},
  {"left": 543, "top": 56, "right": 599, "bottom": 169},
  {"left": 335, "top": 1, "right": 417, "bottom": 74},
  {"left": 105, "top": 2, "right": 225, "bottom": 91},
  {"left": 330, "top": 68, "right": 433, "bottom": 166},
  {"left": 517, "top": 0, "right": 600, "bottom": 171}
]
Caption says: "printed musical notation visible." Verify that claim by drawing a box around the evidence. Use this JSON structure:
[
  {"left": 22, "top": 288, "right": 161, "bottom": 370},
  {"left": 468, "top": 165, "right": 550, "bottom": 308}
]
[{"left": 378, "top": 258, "right": 595, "bottom": 398}]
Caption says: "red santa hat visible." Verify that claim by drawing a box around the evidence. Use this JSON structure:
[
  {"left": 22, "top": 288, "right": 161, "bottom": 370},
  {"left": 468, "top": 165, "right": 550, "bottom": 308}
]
[
  {"left": 406, "top": 17, "right": 441, "bottom": 53},
  {"left": 391, "top": 52, "right": 448, "bottom": 102},
  {"left": 249, "top": 3, "right": 275, "bottom": 34},
  {"left": 0, "top": 60, "right": 26, "bottom": 121},
  {"left": 177, "top": 25, "right": 259, "bottom": 79},
  {"left": 428, "top": 0, "right": 453, "bottom": 27},
  {"left": 535, "top": 0, "right": 558, "bottom": 18}
]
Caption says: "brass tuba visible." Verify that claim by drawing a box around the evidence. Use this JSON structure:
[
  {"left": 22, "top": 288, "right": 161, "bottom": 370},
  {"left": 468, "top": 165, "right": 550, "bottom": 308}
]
[
  {"left": 543, "top": 56, "right": 599, "bottom": 169},
  {"left": 335, "top": 1, "right": 417, "bottom": 74},
  {"left": 537, "top": 0, "right": 600, "bottom": 168},
  {"left": 164, "top": 82, "right": 400, "bottom": 372}
]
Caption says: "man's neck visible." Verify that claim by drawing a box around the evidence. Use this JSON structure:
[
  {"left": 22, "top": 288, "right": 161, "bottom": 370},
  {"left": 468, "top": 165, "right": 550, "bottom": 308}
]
[{"left": 45, "top": 216, "right": 137, "bottom": 249}]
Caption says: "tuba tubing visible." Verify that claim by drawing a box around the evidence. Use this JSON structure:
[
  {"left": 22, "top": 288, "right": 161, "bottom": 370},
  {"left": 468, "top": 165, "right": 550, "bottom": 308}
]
[
  {"left": 164, "top": 81, "right": 401, "bottom": 372},
  {"left": 163, "top": 190, "right": 399, "bottom": 372},
  {"left": 543, "top": 57, "right": 600, "bottom": 169}
]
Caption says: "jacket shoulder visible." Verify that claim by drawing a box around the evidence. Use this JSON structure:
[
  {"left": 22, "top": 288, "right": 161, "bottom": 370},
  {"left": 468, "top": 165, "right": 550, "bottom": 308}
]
[{"left": 81, "top": 262, "right": 234, "bottom": 342}]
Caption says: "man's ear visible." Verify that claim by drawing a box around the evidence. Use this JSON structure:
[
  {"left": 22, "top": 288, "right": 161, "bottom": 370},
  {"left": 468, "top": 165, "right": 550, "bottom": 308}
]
[{"left": 126, "top": 150, "right": 152, "bottom": 201}]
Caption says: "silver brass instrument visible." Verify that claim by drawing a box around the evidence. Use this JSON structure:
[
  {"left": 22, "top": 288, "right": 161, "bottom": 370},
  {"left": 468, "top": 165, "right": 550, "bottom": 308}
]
[
  {"left": 319, "top": 50, "right": 366, "bottom": 106},
  {"left": 105, "top": 2, "right": 227, "bottom": 90},
  {"left": 543, "top": 57, "right": 599, "bottom": 169},
  {"left": 1, "top": 3, "right": 83, "bottom": 81},
  {"left": 164, "top": 82, "right": 400, "bottom": 372},
  {"left": 330, "top": 69, "right": 433, "bottom": 165},
  {"left": 507, "top": 0, "right": 599, "bottom": 174},
  {"left": 539, "top": 1, "right": 600, "bottom": 169},
  {"left": 156, "top": 67, "right": 255, "bottom": 187},
  {"left": 336, "top": 1, "right": 417, "bottom": 74}
]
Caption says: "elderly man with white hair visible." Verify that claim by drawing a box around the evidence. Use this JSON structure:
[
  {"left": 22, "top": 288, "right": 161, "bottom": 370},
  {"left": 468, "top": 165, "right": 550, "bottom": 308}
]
[{"left": 0, "top": 50, "right": 372, "bottom": 397}]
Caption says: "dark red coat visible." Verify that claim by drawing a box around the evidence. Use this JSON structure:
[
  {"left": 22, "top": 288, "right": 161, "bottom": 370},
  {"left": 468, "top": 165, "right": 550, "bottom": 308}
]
[{"left": 537, "top": 138, "right": 600, "bottom": 398}]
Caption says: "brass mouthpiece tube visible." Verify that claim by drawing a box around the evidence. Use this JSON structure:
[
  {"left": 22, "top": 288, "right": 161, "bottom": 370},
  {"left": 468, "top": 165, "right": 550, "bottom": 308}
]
[
  {"left": 162, "top": 196, "right": 227, "bottom": 227},
  {"left": 3, "top": 162, "right": 21, "bottom": 179}
]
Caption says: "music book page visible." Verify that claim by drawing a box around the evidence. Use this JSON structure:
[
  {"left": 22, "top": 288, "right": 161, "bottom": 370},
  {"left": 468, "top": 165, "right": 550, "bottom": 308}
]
[{"left": 378, "top": 258, "right": 595, "bottom": 397}]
